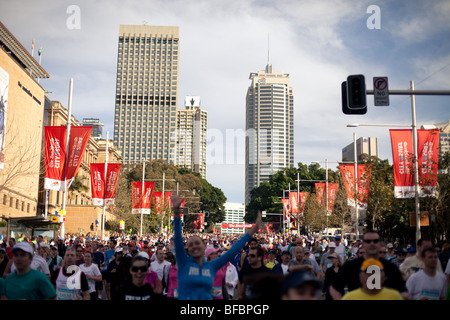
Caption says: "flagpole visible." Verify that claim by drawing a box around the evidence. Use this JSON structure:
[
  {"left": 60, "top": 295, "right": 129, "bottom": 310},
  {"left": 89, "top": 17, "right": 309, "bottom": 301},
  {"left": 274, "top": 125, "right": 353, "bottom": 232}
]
[
  {"left": 61, "top": 78, "right": 73, "bottom": 238},
  {"left": 140, "top": 159, "right": 145, "bottom": 237},
  {"left": 102, "top": 131, "right": 109, "bottom": 241}
]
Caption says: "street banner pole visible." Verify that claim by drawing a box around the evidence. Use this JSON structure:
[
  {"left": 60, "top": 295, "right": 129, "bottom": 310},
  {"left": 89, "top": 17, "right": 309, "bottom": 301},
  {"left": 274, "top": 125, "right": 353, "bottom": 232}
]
[
  {"left": 101, "top": 131, "right": 109, "bottom": 240},
  {"left": 61, "top": 78, "right": 73, "bottom": 238}
]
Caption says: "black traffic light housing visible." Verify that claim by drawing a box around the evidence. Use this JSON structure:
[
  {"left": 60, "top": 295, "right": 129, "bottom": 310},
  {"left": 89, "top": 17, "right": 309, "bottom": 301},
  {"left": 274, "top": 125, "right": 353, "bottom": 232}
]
[
  {"left": 342, "top": 81, "right": 366, "bottom": 114},
  {"left": 346, "top": 74, "right": 366, "bottom": 110}
]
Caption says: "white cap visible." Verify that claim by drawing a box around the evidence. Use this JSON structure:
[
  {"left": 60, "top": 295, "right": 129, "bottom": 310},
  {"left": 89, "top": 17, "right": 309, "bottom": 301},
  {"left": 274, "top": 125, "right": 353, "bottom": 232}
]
[
  {"left": 137, "top": 252, "right": 150, "bottom": 260},
  {"left": 11, "top": 242, "right": 34, "bottom": 256},
  {"left": 328, "top": 242, "right": 336, "bottom": 248}
]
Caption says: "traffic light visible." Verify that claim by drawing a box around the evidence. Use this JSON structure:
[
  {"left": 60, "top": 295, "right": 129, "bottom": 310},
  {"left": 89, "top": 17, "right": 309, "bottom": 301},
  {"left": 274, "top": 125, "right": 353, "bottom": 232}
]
[
  {"left": 342, "top": 81, "right": 366, "bottom": 115},
  {"left": 346, "top": 74, "right": 366, "bottom": 110}
]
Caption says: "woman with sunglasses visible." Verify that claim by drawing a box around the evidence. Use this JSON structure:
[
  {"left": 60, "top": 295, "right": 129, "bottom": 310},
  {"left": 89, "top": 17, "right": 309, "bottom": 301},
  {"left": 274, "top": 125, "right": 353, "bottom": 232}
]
[
  {"left": 171, "top": 192, "right": 261, "bottom": 300},
  {"left": 113, "top": 256, "right": 161, "bottom": 300}
]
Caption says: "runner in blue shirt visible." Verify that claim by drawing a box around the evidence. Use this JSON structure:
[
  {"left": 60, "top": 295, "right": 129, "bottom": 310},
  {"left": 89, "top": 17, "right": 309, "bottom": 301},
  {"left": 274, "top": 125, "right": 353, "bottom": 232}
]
[{"left": 171, "top": 192, "right": 261, "bottom": 300}]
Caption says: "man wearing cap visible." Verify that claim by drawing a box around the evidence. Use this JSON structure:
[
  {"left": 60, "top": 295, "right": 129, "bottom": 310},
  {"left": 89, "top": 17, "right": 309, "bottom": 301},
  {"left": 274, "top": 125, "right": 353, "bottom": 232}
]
[
  {"left": 391, "top": 247, "right": 407, "bottom": 269},
  {"left": 281, "top": 270, "right": 322, "bottom": 300},
  {"left": 334, "top": 237, "right": 346, "bottom": 264},
  {"left": 238, "top": 247, "right": 270, "bottom": 300},
  {"left": 4, "top": 242, "right": 56, "bottom": 300},
  {"left": 329, "top": 230, "right": 407, "bottom": 300},
  {"left": 341, "top": 258, "right": 403, "bottom": 300},
  {"left": 386, "top": 243, "right": 396, "bottom": 261},
  {"left": 272, "top": 250, "right": 291, "bottom": 276},
  {"left": 320, "top": 242, "right": 337, "bottom": 277}
]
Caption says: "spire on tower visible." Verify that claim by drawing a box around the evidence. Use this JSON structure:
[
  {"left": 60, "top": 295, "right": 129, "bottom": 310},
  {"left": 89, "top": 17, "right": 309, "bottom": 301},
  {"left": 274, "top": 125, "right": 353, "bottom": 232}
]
[{"left": 265, "top": 32, "right": 272, "bottom": 73}]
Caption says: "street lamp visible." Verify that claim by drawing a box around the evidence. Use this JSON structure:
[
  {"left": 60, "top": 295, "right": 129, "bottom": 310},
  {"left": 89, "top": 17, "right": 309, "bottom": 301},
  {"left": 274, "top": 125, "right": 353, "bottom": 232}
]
[{"left": 347, "top": 121, "right": 421, "bottom": 243}]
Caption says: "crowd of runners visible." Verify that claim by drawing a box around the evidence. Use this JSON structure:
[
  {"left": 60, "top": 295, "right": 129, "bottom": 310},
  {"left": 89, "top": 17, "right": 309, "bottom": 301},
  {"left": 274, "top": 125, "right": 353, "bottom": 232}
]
[{"left": 0, "top": 207, "right": 449, "bottom": 300}]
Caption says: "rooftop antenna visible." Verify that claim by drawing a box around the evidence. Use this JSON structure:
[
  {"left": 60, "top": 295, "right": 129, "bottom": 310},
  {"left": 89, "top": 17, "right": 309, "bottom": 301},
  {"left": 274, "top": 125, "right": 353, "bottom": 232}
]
[{"left": 266, "top": 33, "right": 272, "bottom": 73}]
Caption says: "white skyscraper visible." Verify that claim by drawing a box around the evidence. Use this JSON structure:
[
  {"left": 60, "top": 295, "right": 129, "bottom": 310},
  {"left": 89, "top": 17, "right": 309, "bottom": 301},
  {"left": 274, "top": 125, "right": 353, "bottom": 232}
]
[{"left": 245, "top": 61, "right": 294, "bottom": 205}]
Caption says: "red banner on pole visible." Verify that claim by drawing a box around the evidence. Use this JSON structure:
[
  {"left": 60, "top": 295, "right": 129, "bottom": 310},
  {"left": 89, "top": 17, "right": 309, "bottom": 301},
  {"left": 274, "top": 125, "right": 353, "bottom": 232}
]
[
  {"left": 65, "top": 126, "right": 92, "bottom": 188},
  {"left": 90, "top": 163, "right": 122, "bottom": 206},
  {"left": 289, "top": 192, "right": 299, "bottom": 214},
  {"left": 44, "top": 126, "right": 92, "bottom": 191},
  {"left": 339, "top": 164, "right": 372, "bottom": 208},
  {"left": 390, "top": 129, "right": 439, "bottom": 198},
  {"left": 154, "top": 191, "right": 163, "bottom": 214},
  {"left": 132, "top": 181, "right": 155, "bottom": 214},
  {"left": 417, "top": 129, "right": 439, "bottom": 196},
  {"left": 44, "top": 126, "right": 66, "bottom": 191},
  {"left": 282, "top": 198, "right": 290, "bottom": 222},
  {"left": 315, "top": 183, "right": 339, "bottom": 211}
]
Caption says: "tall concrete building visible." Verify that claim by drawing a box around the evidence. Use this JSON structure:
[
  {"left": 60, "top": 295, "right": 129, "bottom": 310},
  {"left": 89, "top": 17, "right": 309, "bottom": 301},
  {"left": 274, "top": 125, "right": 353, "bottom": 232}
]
[
  {"left": 175, "top": 96, "right": 207, "bottom": 179},
  {"left": 113, "top": 25, "right": 179, "bottom": 164},
  {"left": 342, "top": 137, "right": 378, "bottom": 162},
  {"left": 245, "top": 61, "right": 294, "bottom": 205}
]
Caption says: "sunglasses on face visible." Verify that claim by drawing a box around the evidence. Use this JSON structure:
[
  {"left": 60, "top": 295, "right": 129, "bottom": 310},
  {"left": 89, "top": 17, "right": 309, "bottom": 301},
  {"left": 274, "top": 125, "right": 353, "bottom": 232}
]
[
  {"left": 131, "top": 266, "right": 148, "bottom": 273},
  {"left": 363, "top": 239, "right": 380, "bottom": 244}
]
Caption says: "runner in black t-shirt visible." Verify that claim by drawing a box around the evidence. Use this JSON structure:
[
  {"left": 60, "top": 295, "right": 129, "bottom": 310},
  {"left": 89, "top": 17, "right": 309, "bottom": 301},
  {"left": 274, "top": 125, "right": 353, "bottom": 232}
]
[{"left": 238, "top": 247, "right": 271, "bottom": 300}]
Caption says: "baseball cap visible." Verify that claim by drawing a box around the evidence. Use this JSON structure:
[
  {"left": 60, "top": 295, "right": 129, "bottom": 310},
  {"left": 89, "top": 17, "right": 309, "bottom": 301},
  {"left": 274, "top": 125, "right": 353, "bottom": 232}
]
[
  {"left": 328, "top": 242, "right": 336, "bottom": 248},
  {"left": 115, "top": 247, "right": 123, "bottom": 253},
  {"left": 281, "top": 250, "right": 291, "bottom": 256},
  {"left": 334, "top": 236, "right": 341, "bottom": 241},
  {"left": 137, "top": 252, "right": 150, "bottom": 260},
  {"left": 407, "top": 247, "right": 416, "bottom": 253},
  {"left": 281, "top": 271, "right": 322, "bottom": 294},
  {"left": 205, "top": 247, "right": 221, "bottom": 258},
  {"left": 11, "top": 242, "right": 34, "bottom": 256},
  {"left": 360, "top": 258, "right": 383, "bottom": 271},
  {"left": 304, "top": 248, "right": 310, "bottom": 254},
  {"left": 386, "top": 243, "right": 394, "bottom": 249},
  {"left": 395, "top": 247, "right": 406, "bottom": 254},
  {"left": 328, "top": 253, "right": 340, "bottom": 260}
]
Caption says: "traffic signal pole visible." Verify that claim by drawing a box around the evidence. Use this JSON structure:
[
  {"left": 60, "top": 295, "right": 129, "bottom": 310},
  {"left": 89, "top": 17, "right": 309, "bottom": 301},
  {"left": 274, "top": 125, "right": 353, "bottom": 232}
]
[{"left": 346, "top": 75, "right": 450, "bottom": 244}]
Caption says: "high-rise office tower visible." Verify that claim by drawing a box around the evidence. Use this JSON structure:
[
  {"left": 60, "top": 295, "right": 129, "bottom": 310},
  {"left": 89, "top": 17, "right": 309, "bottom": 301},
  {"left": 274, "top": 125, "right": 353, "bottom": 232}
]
[
  {"left": 113, "top": 25, "right": 179, "bottom": 164},
  {"left": 342, "top": 137, "right": 378, "bottom": 161},
  {"left": 175, "top": 96, "right": 208, "bottom": 179},
  {"left": 245, "top": 61, "right": 294, "bottom": 205}
]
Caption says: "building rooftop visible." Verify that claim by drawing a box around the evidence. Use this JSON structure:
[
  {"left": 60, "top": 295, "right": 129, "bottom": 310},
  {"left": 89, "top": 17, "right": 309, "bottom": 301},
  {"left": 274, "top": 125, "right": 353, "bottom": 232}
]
[{"left": 0, "top": 22, "right": 49, "bottom": 79}]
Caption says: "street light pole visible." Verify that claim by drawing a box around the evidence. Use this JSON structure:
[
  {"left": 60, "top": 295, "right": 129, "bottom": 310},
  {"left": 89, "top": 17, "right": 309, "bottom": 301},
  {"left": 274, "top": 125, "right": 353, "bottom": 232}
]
[
  {"left": 410, "top": 80, "right": 421, "bottom": 243},
  {"left": 353, "top": 132, "right": 359, "bottom": 240}
]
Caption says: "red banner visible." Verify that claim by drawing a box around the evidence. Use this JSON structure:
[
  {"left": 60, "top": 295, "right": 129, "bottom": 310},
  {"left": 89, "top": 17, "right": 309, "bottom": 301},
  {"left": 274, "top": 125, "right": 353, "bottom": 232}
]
[
  {"left": 65, "top": 126, "right": 92, "bottom": 188},
  {"left": 289, "top": 192, "right": 299, "bottom": 214},
  {"left": 154, "top": 191, "right": 163, "bottom": 214},
  {"left": 198, "top": 213, "right": 204, "bottom": 230},
  {"left": 44, "top": 126, "right": 92, "bottom": 191},
  {"left": 340, "top": 164, "right": 372, "bottom": 208},
  {"left": 44, "top": 126, "right": 66, "bottom": 190},
  {"left": 132, "top": 181, "right": 156, "bottom": 214},
  {"left": 282, "top": 198, "right": 290, "bottom": 222},
  {"left": 417, "top": 129, "right": 439, "bottom": 196},
  {"left": 315, "top": 183, "right": 339, "bottom": 211},
  {"left": 390, "top": 129, "right": 439, "bottom": 198},
  {"left": 90, "top": 163, "right": 122, "bottom": 206}
]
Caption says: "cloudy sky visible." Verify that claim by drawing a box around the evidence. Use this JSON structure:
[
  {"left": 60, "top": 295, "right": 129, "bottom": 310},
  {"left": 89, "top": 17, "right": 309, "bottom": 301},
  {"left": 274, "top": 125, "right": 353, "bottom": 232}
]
[{"left": 1, "top": 0, "right": 449, "bottom": 203}]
